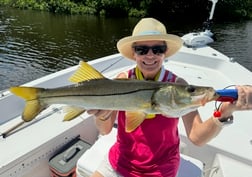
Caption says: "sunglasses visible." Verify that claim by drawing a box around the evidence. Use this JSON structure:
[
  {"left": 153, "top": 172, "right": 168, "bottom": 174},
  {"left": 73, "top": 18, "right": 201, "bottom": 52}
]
[{"left": 133, "top": 45, "right": 167, "bottom": 55}]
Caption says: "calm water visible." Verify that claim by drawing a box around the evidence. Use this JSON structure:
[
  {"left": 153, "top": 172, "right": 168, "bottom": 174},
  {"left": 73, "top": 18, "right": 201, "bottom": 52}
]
[{"left": 0, "top": 7, "right": 252, "bottom": 90}]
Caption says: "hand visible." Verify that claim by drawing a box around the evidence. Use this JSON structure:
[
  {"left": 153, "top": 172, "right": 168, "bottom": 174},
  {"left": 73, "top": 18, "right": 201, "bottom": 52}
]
[
  {"left": 87, "top": 109, "right": 113, "bottom": 121},
  {"left": 231, "top": 85, "right": 252, "bottom": 110},
  {"left": 220, "top": 85, "right": 252, "bottom": 115}
]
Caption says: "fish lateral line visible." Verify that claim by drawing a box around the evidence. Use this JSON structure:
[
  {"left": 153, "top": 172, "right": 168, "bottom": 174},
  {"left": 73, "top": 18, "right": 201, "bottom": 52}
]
[{"left": 38, "top": 87, "right": 161, "bottom": 99}]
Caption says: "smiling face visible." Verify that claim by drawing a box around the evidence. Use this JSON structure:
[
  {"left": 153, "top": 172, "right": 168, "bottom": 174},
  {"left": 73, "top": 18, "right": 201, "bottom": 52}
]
[{"left": 132, "top": 40, "right": 167, "bottom": 80}]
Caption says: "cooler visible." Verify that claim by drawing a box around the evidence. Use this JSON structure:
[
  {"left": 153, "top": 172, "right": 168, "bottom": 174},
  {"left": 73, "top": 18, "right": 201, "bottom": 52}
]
[{"left": 49, "top": 137, "right": 91, "bottom": 177}]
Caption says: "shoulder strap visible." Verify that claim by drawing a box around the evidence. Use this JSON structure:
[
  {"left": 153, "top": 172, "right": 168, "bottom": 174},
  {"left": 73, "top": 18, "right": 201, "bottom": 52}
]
[
  {"left": 162, "top": 70, "right": 177, "bottom": 82},
  {"left": 128, "top": 67, "right": 177, "bottom": 82},
  {"left": 128, "top": 68, "right": 136, "bottom": 79}
]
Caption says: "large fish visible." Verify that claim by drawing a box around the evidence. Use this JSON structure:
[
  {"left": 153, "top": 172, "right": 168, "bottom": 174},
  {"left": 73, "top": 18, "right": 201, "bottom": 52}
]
[{"left": 10, "top": 61, "right": 219, "bottom": 132}]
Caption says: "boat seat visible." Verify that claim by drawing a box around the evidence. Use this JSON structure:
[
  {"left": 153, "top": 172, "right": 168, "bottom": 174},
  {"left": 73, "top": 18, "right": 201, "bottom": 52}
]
[{"left": 76, "top": 128, "right": 204, "bottom": 177}]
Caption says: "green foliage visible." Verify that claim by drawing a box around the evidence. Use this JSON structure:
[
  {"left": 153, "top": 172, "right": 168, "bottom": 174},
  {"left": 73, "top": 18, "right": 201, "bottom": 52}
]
[
  {"left": 13, "top": 0, "right": 48, "bottom": 10},
  {"left": 47, "top": 0, "right": 97, "bottom": 14},
  {"left": 217, "top": 0, "right": 252, "bottom": 20},
  {"left": 47, "top": 0, "right": 80, "bottom": 14},
  {"left": 0, "top": 0, "right": 18, "bottom": 6},
  {"left": 128, "top": 8, "right": 147, "bottom": 17},
  {"left": 99, "top": 0, "right": 129, "bottom": 16},
  {"left": 85, "top": 0, "right": 99, "bottom": 9}
]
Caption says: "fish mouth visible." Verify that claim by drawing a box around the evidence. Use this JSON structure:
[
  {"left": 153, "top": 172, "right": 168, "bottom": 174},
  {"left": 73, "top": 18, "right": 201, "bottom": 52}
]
[
  {"left": 191, "top": 90, "right": 219, "bottom": 106},
  {"left": 200, "top": 91, "right": 219, "bottom": 105}
]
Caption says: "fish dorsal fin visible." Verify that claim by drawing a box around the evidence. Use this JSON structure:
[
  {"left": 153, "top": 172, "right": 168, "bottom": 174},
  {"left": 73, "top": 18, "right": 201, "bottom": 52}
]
[
  {"left": 125, "top": 111, "right": 146, "bottom": 133},
  {"left": 63, "top": 106, "right": 86, "bottom": 121},
  {"left": 69, "top": 61, "right": 105, "bottom": 83}
]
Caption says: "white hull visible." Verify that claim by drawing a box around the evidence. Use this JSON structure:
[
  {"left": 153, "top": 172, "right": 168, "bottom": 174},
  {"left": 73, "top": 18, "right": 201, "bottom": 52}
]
[{"left": 1, "top": 44, "right": 252, "bottom": 177}]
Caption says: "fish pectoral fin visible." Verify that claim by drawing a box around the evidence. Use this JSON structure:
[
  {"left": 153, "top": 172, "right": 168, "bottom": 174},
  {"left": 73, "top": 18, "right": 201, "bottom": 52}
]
[
  {"left": 125, "top": 111, "right": 146, "bottom": 133},
  {"left": 69, "top": 61, "right": 105, "bottom": 83},
  {"left": 63, "top": 106, "right": 86, "bottom": 121}
]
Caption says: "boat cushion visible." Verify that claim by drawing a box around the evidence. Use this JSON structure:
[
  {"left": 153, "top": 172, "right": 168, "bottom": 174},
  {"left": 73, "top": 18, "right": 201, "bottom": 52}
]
[{"left": 76, "top": 128, "right": 203, "bottom": 177}]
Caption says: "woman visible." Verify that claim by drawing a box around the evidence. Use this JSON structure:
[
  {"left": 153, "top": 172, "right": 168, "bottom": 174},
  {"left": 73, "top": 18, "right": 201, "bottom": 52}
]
[{"left": 88, "top": 18, "right": 252, "bottom": 177}]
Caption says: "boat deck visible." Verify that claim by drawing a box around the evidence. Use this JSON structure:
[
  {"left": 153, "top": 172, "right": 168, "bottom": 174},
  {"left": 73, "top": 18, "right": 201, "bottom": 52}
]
[{"left": 1, "top": 45, "right": 252, "bottom": 177}]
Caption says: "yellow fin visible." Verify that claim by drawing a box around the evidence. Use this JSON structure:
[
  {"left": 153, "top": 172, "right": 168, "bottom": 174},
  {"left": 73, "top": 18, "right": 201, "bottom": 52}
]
[
  {"left": 10, "top": 86, "right": 41, "bottom": 100},
  {"left": 22, "top": 100, "right": 46, "bottom": 121},
  {"left": 125, "top": 111, "right": 146, "bottom": 133},
  {"left": 145, "top": 114, "right": 156, "bottom": 119},
  {"left": 10, "top": 86, "right": 46, "bottom": 121},
  {"left": 63, "top": 106, "right": 86, "bottom": 121},
  {"left": 69, "top": 61, "right": 105, "bottom": 83}
]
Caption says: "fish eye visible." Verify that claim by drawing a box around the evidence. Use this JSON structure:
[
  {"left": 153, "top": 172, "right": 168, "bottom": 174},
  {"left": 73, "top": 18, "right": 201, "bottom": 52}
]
[{"left": 186, "top": 85, "right": 196, "bottom": 93}]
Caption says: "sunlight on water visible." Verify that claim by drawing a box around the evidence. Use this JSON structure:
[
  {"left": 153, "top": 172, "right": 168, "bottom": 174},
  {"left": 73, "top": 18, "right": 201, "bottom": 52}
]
[{"left": 0, "top": 8, "right": 132, "bottom": 90}]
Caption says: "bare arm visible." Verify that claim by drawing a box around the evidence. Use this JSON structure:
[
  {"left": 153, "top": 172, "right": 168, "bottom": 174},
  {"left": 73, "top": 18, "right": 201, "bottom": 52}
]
[
  {"left": 180, "top": 80, "right": 252, "bottom": 146},
  {"left": 176, "top": 77, "right": 228, "bottom": 146},
  {"left": 182, "top": 110, "right": 223, "bottom": 146}
]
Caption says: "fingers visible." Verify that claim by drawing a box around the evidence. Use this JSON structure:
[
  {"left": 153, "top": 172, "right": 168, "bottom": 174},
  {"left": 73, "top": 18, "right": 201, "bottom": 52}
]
[
  {"left": 236, "top": 85, "right": 247, "bottom": 108},
  {"left": 242, "top": 85, "right": 252, "bottom": 108},
  {"left": 220, "top": 85, "right": 252, "bottom": 113},
  {"left": 87, "top": 109, "right": 99, "bottom": 115},
  {"left": 234, "top": 85, "right": 252, "bottom": 110},
  {"left": 87, "top": 109, "right": 113, "bottom": 120},
  {"left": 116, "top": 72, "right": 128, "bottom": 79}
]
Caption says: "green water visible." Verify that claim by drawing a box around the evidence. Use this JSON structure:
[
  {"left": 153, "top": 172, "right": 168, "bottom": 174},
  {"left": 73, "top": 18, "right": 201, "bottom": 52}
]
[{"left": 1, "top": 7, "right": 252, "bottom": 90}]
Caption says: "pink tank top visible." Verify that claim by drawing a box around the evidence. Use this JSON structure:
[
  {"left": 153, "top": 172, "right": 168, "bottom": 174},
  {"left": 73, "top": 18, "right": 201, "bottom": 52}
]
[{"left": 109, "top": 67, "right": 180, "bottom": 177}]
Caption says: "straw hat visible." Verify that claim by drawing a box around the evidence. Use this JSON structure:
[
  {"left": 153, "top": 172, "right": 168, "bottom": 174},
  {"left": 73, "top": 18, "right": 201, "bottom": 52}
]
[{"left": 117, "top": 18, "right": 183, "bottom": 60}]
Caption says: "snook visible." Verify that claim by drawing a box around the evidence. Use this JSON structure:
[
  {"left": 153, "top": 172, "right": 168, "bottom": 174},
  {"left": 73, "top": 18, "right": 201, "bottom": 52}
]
[{"left": 10, "top": 61, "right": 218, "bottom": 132}]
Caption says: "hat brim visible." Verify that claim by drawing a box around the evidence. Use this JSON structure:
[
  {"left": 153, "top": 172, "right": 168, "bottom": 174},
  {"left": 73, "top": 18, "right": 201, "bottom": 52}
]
[{"left": 117, "top": 34, "right": 183, "bottom": 60}]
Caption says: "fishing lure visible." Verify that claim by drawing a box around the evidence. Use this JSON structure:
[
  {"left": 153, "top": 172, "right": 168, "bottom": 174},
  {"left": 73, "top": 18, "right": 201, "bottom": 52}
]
[{"left": 214, "top": 88, "right": 238, "bottom": 117}]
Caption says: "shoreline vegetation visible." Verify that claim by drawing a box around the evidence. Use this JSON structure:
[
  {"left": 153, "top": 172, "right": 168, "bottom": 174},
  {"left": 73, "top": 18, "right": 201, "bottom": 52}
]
[{"left": 0, "top": 0, "right": 252, "bottom": 21}]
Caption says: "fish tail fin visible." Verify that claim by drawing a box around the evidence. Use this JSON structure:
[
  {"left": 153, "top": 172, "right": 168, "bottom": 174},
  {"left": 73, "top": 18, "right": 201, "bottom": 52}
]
[
  {"left": 9, "top": 87, "right": 47, "bottom": 121},
  {"left": 69, "top": 61, "right": 105, "bottom": 83}
]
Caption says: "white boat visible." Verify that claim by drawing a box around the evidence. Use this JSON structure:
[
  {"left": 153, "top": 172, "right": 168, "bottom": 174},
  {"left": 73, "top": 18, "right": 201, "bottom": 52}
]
[{"left": 1, "top": 1, "right": 252, "bottom": 177}]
